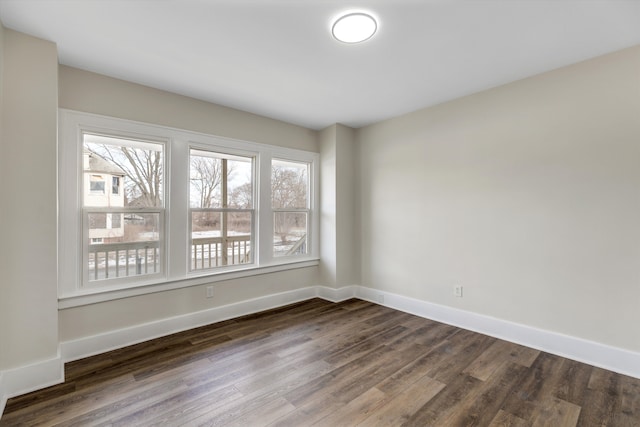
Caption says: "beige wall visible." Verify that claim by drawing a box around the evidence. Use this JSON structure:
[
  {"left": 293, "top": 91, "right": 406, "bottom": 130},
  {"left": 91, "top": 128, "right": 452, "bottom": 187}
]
[
  {"left": 319, "top": 125, "right": 338, "bottom": 286},
  {"left": 0, "top": 28, "right": 59, "bottom": 370},
  {"left": 0, "top": 19, "right": 6, "bottom": 373},
  {"left": 319, "top": 124, "right": 359, "bottom": 288},
  {"left": 59, "top": 268, "right": 317, "bottom": 342},
  {"left": 58, "top": 66, "right": 321, "bottom": 343},
  {"left": 59, "top": 66, "right": 317, "bottom": 152},
  {"left": 0, "top": 20, "right": 3, "bottom": 112},
  {"left": 335, "top": 125, "right": 359, "bottom": 286},
  {"left": 358, "top": 46, "right": 640, "bottom": 353}
]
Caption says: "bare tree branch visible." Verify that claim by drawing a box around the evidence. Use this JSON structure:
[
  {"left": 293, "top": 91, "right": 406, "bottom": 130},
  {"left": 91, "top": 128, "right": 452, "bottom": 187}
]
[{"left": 88, "top": 144, "right": 163, "bottom": 208}]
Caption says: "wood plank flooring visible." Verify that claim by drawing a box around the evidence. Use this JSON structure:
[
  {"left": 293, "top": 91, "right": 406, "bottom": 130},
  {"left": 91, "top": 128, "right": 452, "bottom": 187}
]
[{"left": 2, "top": 298, "right": 639, "bottom": 426}]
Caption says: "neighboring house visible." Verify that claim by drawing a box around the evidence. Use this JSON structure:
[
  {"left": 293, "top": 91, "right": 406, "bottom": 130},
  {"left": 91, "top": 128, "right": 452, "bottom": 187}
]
[{"left": 83, "top": 150, "right": 126, "bottom": 242}]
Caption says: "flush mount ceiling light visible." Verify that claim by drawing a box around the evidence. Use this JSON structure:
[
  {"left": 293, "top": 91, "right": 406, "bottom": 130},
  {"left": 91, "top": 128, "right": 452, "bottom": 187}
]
[{"left": 332, "top": 12, "right": 377, "bottom": 44}]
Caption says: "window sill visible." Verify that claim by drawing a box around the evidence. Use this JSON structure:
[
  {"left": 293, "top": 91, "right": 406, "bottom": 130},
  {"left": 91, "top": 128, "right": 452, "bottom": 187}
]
[{"left": 58, "top": 258, "right": 320, "bottom": 309}]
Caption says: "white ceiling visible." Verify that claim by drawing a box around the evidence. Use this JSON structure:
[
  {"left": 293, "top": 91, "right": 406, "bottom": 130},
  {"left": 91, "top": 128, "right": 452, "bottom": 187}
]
[{"left": 1, "top": 0, "right": 639, "bottom": 130}]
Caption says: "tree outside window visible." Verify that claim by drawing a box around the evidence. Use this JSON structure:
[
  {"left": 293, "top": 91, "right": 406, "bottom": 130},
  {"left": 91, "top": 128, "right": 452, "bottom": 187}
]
[
  {"left": 272, "top": 159, "right": 309, "bottom": 257},
  {"left": 189, "top": 149, "right": 254, "bottom": 270}
]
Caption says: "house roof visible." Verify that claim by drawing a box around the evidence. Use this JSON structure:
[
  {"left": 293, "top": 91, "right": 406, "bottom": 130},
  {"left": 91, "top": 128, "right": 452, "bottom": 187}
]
[{"left": 85, "top": 151, "right": 126, "bottom": 176}]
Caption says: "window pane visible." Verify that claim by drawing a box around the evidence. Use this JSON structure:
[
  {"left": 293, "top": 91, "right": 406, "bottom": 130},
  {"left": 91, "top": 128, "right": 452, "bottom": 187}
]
[
  {"left": 191, "top": 211, "right": 253, "bottom": 270},
  {"left": 112, "top": 176, "right": 120, "bottom": 195},
  {"left": 110, "top": 212, "right": 122, "bottom": 228},
  {"left": 83, "top": 133, "right": 164, "bottom": 208},
  {"left": 190, "top": 149, "right": 253, "bottom": 209},
  {"left": 274, "top": 212, "right": 307, "bottom": 257},
  {"left": 89, "top": 213, "right": 106, "bottom": 229},
  {"left": 90, "top": 176, "right": 105, "bottom": 193},
  {"left": 87, "top": 212, "right": 161, "bottom": 281},
  {"left": 272, "top": 160, "right": 308, "bottom": 209}
]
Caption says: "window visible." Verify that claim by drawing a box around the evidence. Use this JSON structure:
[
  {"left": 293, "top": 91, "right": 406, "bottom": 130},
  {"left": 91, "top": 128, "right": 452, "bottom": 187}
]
[
  {"left": 59, "top": 110, "right": 318, "bottom": 302},
  {"left": 110, "top": 212, "right": 122, "bottom": 229},
  {"left": 89, "top": 213, "right": 107, "bottom": 229},
  {"left": 112, "top": 176, "right": 120, "bottom": 194},
  {"left": 90, "top": 175, "right": 105, "bottom": 193},
  {"left": 272, "top": 159, "right": 309, "bottom": 257},
  {"left": 190, "top": 149, "right": 254, "bottom": 270},
  {"left": 82, "top": 133, "right": 164, "bottom": 283}
]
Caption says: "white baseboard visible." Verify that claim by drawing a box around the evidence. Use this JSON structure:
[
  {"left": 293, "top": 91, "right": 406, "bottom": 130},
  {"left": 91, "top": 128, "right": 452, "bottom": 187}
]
[
  {"left": 0, "top": 355, "right": 64, "bottom": 417},
  {"left": 0, "top": 373, "right": 5, "bottom": 418},
  {"left": 58, "top": 284, "right": 640, "bottom": 378},
  {"left": 355, "top": 286, "right": 640, "bottom": 380},
  {"left": 61, "top": 286, "right": 318, "bottom": 363},
  {"left": 3, "top": 288, "right": 319, "bottom": 420},
  {"left": 315, "top": 285, "right": 357, "bottom": 302},
  {"left": 61, "top": 285, "right": 362, "bottom": 363},
  {"left": 4, "top": 283, "right": 638, "bottom": 420}
]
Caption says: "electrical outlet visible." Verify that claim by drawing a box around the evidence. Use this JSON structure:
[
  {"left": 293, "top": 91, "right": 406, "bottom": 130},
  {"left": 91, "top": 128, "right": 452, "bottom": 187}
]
[
  {"left": 206, "top": 286, "right": 214, "bottom": 298},
  {"left": 454, "top": 285, "right": 463, "bottom": 298}
]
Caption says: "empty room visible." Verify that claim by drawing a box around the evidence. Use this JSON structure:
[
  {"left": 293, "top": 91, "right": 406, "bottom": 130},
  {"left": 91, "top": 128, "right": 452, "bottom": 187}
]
[{"left": 1, "top": 1, "right": 640, "bottom": 425}]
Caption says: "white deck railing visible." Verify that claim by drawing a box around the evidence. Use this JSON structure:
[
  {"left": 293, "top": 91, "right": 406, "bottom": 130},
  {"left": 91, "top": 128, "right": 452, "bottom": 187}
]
[
  {"left": 88, "top": 234, "right": 308, "bottom": 280},
  {"left": 191, "top": 235, "right": 252, "bottom": 270},
  {"left": 88, "top": 241, "right": 160, "bottom": 280}
]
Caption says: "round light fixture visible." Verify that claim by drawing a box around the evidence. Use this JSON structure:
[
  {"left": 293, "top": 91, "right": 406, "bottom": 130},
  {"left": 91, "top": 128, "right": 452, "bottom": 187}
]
[{"left": 332, "top": 12, "right": 377, "bottom": 44}]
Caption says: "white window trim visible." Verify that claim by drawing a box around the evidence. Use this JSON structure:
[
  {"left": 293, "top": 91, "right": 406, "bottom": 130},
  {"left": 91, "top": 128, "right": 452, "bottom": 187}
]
[{"left": 59, "top": 109, "right": 319, "bottom": 307}]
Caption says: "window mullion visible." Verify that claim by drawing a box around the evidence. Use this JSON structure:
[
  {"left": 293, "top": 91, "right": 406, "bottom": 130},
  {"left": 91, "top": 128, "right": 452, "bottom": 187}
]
[
  {"left": 221, "top": 159, "right": 228, "bottom": 266},
  {"left": 167, "top": 138, "right": 188, "bottom": 280},
  {"left": 258, "top": 153, "right": 273, "bottom": 265}
]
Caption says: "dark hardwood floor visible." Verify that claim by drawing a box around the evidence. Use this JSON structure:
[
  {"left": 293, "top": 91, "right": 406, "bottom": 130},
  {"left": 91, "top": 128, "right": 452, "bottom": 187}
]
[{"left": 2, "top": 298, "right": 639, "bottom": 426}]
